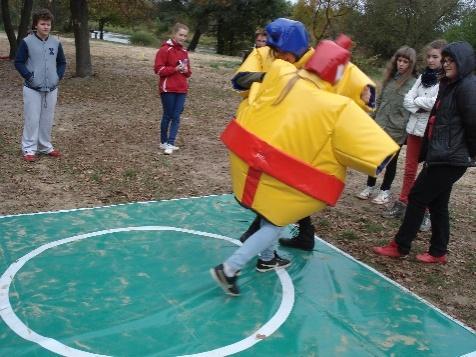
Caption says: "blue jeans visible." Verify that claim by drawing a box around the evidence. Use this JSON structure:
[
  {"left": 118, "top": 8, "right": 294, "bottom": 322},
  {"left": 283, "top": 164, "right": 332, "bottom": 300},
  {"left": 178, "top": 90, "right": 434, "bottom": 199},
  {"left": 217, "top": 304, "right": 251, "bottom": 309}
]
[
  {"left": 160, "top": 92, "right": 186, "bottom": 145},
  {"left": 225, "top": 219, "right": 284, "bottom": 274}
]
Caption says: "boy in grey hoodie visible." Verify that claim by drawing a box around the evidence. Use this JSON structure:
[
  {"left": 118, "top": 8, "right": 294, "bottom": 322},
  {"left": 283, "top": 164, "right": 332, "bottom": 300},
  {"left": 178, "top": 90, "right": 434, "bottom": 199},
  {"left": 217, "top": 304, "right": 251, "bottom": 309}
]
[{"left": 14, "top": 8, "right": 66, "bottom": 161}]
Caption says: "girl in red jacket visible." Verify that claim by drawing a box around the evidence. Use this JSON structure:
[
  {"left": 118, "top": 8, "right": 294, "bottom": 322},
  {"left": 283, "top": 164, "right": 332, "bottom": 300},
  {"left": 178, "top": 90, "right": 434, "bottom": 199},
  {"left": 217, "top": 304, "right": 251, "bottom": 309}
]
[{"left": 154, "top": 23, "right": 192, "bottom": 155}]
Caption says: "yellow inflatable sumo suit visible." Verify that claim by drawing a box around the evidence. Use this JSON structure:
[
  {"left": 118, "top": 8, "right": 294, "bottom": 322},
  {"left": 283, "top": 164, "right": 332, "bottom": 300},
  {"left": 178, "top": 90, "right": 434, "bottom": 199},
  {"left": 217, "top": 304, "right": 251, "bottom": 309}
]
[
  {"left": 233, "top": 41, "right": 375, "bottom": 112},
  {"left": 222, "top": 45, "right": 399, "bottom": 226}
]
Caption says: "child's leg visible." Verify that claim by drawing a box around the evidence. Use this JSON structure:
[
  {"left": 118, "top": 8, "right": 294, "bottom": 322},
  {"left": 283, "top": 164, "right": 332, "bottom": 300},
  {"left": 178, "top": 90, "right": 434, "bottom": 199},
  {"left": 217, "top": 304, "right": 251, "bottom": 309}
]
[
  {"left": 366, "top": 176, "right": 377, "bottom": 187},
  {"left": 380, "top": 148, "right": 401, "bottom": 191},
  {"left": 225, "top": 219, "right": 284, "bottom": 275},
  {"left": 21, "top": 87, "right": 42, "bottom": 155},
  {"left": 160, "top": 93, "right": 174, "bottom": 144},
  {"left": 399, "top": 135, "right": 422, "bottom": 204},
  {"left": 38, "top": 89, "right": 58, "bottom": 153},
  {"left": 167, "top": 93, "right": 186, "bottom": 145}
]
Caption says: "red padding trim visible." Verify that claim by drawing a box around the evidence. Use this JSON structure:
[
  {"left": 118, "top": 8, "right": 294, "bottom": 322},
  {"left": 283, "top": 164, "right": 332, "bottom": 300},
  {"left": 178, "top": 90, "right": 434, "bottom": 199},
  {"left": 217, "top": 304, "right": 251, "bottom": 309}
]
[
  {"left": 242, "top": 167, "right": 262, "bottom": 207},
  {"left": 221, "top": 119, "right": 345, "bottom": 206}
]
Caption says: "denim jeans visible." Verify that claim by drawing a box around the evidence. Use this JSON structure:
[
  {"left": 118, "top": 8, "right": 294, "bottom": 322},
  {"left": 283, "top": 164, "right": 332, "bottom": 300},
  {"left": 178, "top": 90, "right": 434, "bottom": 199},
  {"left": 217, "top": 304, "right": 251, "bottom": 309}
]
[
  {"left": 160, "top": 92, "right": 186, "bottom": 145},
  {"left": 225, "top": 218, "right": 284, "bottom": 274}
]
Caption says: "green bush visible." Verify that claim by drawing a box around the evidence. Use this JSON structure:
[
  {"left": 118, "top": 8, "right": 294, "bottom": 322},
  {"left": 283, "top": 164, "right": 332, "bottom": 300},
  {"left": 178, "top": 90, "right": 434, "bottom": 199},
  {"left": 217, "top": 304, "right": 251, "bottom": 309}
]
[{"left": 130, "top": 31, "right": 157, "bottom": 47}]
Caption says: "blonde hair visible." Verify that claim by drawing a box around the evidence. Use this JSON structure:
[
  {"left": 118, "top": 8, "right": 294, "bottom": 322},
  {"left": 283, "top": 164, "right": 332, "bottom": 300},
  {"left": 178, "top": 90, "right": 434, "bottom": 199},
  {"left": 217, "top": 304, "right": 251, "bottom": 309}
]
[
  {"left": 172, "top": 23, "right": 189, "bottom": 34},
  {"left": 383, "top": 46, "right": 417, "bottom": 88}
]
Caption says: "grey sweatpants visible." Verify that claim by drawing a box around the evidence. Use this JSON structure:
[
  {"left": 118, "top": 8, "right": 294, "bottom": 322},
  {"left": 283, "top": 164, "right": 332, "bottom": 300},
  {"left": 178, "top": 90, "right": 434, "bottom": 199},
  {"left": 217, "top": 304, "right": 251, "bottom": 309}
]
[{"left": 22, "top": 86, "right": 58, "bottom": 155}]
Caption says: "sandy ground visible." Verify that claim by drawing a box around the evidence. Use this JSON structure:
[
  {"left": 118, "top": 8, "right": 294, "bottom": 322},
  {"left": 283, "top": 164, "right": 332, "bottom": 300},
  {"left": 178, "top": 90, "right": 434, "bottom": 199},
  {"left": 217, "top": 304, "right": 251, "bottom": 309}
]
[{"left": 0, "top": 33, "right": 475, "bottom": 329}]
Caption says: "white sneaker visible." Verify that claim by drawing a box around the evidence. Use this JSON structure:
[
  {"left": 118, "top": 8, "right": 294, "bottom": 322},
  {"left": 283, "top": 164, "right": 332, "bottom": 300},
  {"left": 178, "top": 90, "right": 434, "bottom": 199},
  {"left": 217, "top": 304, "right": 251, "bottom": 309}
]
[
  {"left": 419, "top": 211, "right": 431, "bottom": 232},
  {"left": 164, "top": 147, "right": 173, "bottom": 155},
  {"left": 356, "top": 186, "right": 375, "bottom": 200},
  {"left": 168, "top": 144, "right": 179, "bottom": 151},
  {"left": 372, "top": 190, "right": 391, "bottom": 205},
  {"left": 159, "top": 143, "right": 167, "bottom": 149}
]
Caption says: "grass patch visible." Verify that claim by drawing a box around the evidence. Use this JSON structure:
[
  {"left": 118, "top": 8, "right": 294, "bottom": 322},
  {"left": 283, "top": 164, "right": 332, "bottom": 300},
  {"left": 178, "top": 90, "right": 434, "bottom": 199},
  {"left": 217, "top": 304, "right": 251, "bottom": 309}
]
[
  {"left": 208, "top": 60, "right": 242, "bottom": 70},
  {"left": 123, "top": 169, "right": 137, "bottom": 179},
  {"left": 339, "top": 229, "right": 359, "bottom": 240},
  {"left": 363, "top": 221, "right": 383, "bottom": 233}
]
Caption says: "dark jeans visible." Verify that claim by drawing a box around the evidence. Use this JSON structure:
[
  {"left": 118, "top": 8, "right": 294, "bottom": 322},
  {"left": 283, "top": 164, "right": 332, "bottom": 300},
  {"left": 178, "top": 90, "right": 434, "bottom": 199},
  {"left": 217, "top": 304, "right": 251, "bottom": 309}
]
[
  {"left": 395, "top": 165, "right": 467, "bottom": 256},
  {"left": 367, "top": 148, "right": 401, "bottom": 191},
  {"left": 160, "top": 92, "right": 187, "bottom": 145}
]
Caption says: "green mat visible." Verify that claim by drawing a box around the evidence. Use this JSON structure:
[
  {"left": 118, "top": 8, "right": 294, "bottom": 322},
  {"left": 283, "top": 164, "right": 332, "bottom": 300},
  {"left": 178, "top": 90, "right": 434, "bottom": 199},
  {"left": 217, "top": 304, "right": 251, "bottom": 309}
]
[{"left": 1, "top": 194, "right": 475, "bottom": 356}]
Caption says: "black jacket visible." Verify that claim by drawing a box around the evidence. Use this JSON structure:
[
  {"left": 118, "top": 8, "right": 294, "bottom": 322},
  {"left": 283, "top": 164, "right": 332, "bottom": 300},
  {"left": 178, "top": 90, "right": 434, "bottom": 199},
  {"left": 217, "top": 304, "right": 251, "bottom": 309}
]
[{"left": 423, "top": 41, "right": 476, "bottom": 166}]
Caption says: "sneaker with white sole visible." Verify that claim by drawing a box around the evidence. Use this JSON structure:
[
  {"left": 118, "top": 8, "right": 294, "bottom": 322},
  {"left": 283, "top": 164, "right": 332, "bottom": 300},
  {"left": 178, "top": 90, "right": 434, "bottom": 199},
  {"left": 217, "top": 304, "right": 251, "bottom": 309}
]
[
  {"left": 372, "top": 190, "right": 391, "bottom": 205},
  {"left": 256, "top": 255, "right": 291, "bottom": 272},
  {"left": 356, "top": 186, "right": 375, "bottom": 200},
  {"left": 168, "top": 144, "right": 180, "bottom": 151},
  {"left": 419, "top": 211, "right": 431, "bottom": 232},
  {"left": 210, "top": 264, "right": 239, "bottom": 296},
  {"left": 164, "top": 146, "right": 173, "bottom": 155},
  {"left": 382, "top": 200, "right": 406, "bottom": 219},
  {"left": 159, "top": 142, "right": 167, "bottom": 149}
]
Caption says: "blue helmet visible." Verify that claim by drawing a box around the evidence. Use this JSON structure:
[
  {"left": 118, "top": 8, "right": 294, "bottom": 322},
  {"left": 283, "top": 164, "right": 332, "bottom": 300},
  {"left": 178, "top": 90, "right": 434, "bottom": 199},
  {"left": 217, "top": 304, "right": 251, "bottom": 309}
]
[{"left": 265, "top": 18, "right": 310, "bottom": 58}]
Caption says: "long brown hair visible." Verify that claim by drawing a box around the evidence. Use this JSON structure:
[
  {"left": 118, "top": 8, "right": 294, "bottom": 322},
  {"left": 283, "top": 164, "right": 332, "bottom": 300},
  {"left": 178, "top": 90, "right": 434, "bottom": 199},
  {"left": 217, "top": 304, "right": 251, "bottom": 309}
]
[{"left": 382, "top": 46, "right": 417, "bottom": 88}]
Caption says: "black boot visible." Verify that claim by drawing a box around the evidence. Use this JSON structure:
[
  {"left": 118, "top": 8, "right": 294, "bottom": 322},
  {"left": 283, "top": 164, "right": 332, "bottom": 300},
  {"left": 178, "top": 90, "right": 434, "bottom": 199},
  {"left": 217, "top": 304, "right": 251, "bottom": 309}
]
[
  {"left": 239, "top": 215, "right": 261, "bottom": 243},
  {"left": 279, "top": 216, "right": 315, "bottom": 251}
]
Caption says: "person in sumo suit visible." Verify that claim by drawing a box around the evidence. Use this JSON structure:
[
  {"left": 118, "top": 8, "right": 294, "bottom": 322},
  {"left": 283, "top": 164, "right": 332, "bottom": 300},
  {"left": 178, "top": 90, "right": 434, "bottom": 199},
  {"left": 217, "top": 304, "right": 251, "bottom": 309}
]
[
  {"left": 210, "top": 35, "right": 399, "bottom": 296},
  {"left": 232, "top": 18, "right": 377, "bottom": 252}
]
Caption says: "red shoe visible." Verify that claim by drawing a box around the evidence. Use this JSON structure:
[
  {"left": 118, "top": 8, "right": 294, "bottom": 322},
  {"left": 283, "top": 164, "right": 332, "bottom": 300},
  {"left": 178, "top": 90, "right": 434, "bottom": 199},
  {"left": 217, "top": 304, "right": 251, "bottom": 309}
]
[
  {"left": 47, "top": 149, "right": 61, "bottom": 157},
  {"left": 23, "top": 154, "right": 37, "bottom": 162},
  {"left": 416, "top": 252, "right": 447, "bottom": 264},
  {"left": 373, "top": 240, "right": 407, "bottom": 258}
]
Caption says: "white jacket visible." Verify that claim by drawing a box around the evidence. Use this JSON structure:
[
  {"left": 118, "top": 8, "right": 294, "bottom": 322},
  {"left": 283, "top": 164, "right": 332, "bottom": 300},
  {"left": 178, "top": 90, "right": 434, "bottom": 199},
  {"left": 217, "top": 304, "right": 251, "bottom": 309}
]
[{"left": 403, "top": 74, "right": 439, "bottom": 137}]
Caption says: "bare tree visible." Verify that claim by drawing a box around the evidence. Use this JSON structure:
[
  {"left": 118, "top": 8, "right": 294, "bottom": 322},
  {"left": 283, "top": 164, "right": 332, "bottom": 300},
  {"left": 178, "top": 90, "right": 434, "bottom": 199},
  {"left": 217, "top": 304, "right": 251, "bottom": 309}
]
[
  {"left": 70, "top": 0, "right": 92, "bottom": 77},
  {"left": 1, "top": 0, "right": 33, "bottom": 59}
]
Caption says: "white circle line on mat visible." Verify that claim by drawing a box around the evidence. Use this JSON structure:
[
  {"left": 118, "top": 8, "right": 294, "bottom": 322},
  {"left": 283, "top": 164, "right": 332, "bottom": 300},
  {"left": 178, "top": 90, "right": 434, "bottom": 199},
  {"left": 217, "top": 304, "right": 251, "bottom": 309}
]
[{"left": 0, "top": 226, "right": 295, "bottom": 357}]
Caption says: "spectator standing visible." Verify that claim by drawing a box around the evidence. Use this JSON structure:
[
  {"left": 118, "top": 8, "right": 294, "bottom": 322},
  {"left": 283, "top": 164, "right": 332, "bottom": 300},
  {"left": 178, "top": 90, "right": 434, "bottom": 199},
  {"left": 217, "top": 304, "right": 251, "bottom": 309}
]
[
  {"left": 373, "top": 41, "right": 476, "bottom": 264},
  {"left": 356, "top": 46, "right": 417, "bottom": 204},
  {"left": 14, "top": 8, "right": 66, "bottom": 162},
  {"left": 154, "top": 23, "right": 191, "bottom": 155},
  {"left": 383, "top": 40, "right": 447, "bottom": 233}
]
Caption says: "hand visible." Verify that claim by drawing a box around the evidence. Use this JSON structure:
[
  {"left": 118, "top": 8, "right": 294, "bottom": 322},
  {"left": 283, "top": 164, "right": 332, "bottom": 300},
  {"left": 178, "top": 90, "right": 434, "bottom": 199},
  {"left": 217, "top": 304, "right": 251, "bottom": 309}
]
[{"left": 360, "top": 85, "right": 371, "bottom": 105}]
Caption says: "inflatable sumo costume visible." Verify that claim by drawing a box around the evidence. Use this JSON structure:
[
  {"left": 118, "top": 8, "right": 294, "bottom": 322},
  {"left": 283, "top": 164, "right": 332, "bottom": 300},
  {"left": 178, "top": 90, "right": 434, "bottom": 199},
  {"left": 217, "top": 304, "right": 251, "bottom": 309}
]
[
  {"left": 221, "top": 40, "right": 399, "bottom": 226},
  {"left": 233, "top": 18, "right": 376, "bottom": 112}
]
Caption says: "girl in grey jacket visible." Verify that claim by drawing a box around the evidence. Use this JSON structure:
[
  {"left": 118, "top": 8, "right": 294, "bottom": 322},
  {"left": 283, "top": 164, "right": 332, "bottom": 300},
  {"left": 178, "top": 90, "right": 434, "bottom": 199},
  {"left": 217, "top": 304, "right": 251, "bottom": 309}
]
[
  {"left": 356, "top": 46, "right": 417, "bottom": 205},
  {"left": 383, "top": 40, "right": 447, "bottom": 229}
]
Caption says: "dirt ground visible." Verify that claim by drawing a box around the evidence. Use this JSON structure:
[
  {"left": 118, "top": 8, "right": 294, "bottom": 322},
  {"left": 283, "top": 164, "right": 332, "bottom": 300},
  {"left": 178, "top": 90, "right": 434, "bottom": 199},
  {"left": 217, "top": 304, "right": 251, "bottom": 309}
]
[{"left": 0, "top": 34, "right": 475, "bottom": 330}]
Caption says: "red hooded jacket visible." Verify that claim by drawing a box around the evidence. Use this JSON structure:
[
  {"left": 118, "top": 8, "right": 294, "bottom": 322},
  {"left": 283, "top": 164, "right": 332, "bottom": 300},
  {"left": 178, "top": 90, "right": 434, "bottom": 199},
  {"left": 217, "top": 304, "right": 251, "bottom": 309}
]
[{"left": 154, "top": 39, "right": 191, "bottom": 93}]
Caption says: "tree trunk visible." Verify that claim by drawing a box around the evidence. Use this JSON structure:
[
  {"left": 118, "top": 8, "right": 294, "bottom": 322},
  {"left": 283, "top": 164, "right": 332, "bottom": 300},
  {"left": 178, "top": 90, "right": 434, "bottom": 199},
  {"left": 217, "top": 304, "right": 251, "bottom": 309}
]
[
  {"left": 17, "top": 0, "right": 33, "bottom": 45},
  {"left": 70, "top": 0, "right": 92, "bottom": 77},
  {"left": 1, "top": 0, "right": 17, "bottom": 58},
  {"left": 216, "top": 19, "right": 225, "bottom": 55},
  {"left": 98, "top": 18, "right": 106, "bottom": 40},
  {"left": 187, "top": 27, "right": 201, "bottom": 52}
]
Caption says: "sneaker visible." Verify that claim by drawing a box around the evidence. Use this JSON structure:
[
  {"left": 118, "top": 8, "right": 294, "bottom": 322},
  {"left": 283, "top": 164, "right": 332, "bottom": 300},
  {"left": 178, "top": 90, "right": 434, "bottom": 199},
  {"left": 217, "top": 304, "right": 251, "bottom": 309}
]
[
  {"left": 372, "top": 190, "right": 391, "bottom": 205},
  {"left": 23, "top": 154, "right": 37, "bottom": 162},
  {"left": 168, "top": 144, "right": 180, "bottom": 151},
  {"left": 159, "top": 142, "right": 167, "bottom": 149},
  {"left": 210, "top": 264, "right": 240, "bottom": 296},
  {"left": 164, "top": 147, "right": 173, "bottom": 155},
  {"left": 46, "top": 149, "right": 61, "bottom": 157},
  {"left": 356, "top": 186, "right": 375, "bottom": 200},
  {"left": 382, "top": 201, "right": 406, "bottom": 219},
  {"left": 256, "top": 255, "right": 291, "bottom": 272},
  {"left": 373, "top": 240, "right": 407, "bottom": 258},
  {"left": 419, "top": 211, "right": 431, "bottom": 232},
  {"left": 415, "top": 252, "right": 447, "bottom": 264}
]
